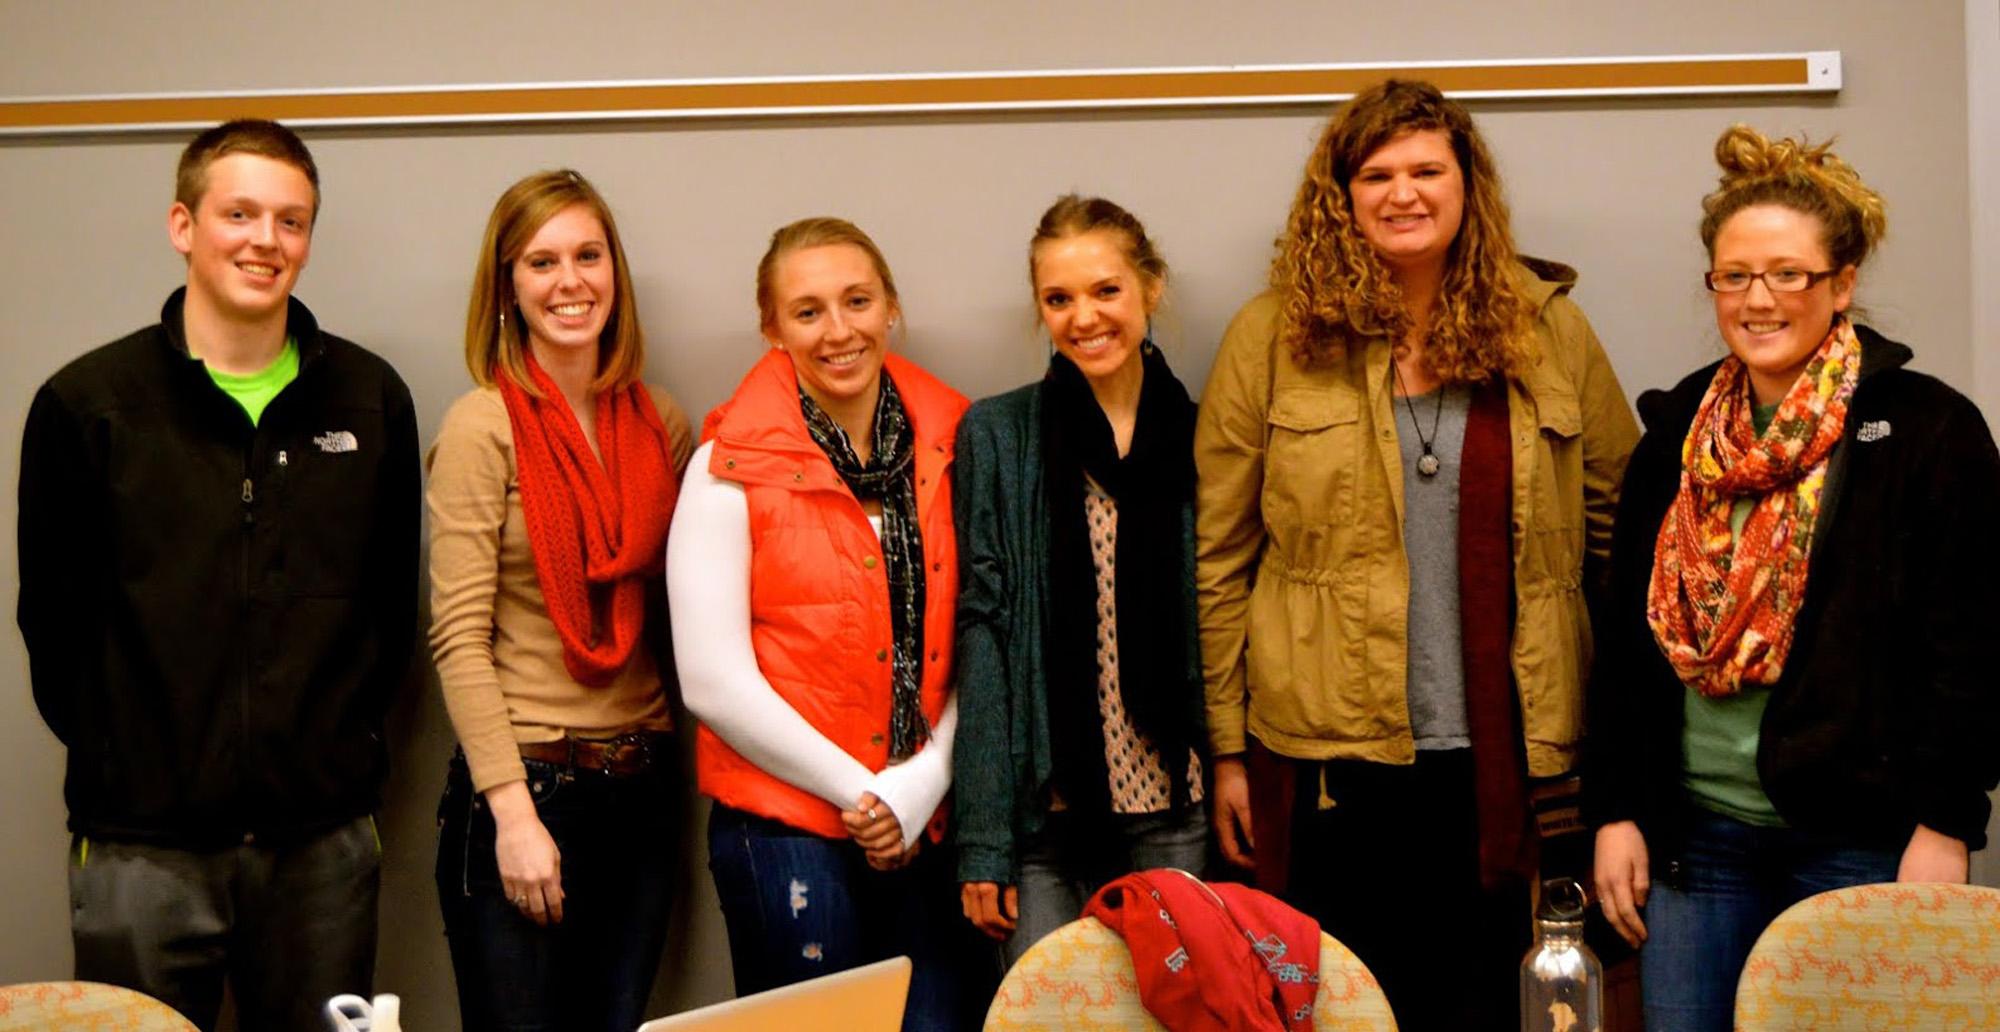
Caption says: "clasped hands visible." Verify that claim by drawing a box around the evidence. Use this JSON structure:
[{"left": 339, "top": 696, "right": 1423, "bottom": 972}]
[{"left": 842, "top": 790, "right": 920, "bottom": 871}]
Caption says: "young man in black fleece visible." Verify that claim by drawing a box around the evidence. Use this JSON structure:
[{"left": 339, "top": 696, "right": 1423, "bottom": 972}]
[{"left": 17, "top": 119, "right": 418, "bottom": 1030}]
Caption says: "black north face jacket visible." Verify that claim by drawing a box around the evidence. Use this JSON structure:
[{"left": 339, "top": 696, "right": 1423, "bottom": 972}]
[
  {"left": 18, "top": 288, "right": 420, "bottom": 848},
  {"left": 1582, "top": 325, "right": 2000, "bottom": 861}
]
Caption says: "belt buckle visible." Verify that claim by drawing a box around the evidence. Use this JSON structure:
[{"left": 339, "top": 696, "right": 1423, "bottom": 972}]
[{"left": 604, "top": 732, "right": 653, "bottom": 775}]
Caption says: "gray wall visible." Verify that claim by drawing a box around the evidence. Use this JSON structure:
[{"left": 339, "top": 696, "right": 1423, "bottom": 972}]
[{"left": 1, "top": 2, "right": 1990, "bottom": 1028}]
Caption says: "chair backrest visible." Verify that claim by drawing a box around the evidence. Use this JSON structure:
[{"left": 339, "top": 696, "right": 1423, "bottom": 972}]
[
  {"left": 983, "top": 916, "right": 1398, "bottom": 1031},
  {"left": 1735, "top": 882, "right": 2000, "bottom": 1030},
  {"left": 0, "top": 981, "right": 196, "bottom": 1030},
  {"left": 636, "top": 956, "right": 910, "bottom": 1032}
]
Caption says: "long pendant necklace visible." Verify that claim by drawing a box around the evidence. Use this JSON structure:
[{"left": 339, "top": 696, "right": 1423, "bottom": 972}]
[{"left": 1391, "top": 360, "right": 1446, "bottom": 478}]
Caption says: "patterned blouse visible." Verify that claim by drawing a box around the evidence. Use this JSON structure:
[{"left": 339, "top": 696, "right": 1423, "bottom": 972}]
[{"left": 1083, "top": 478, "right": 1204, "bottom": 814}]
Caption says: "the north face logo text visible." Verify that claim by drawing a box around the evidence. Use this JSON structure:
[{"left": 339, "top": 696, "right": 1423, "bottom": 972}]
[{"left": 313, "top": 431, "right": 359, "bottom": 453}]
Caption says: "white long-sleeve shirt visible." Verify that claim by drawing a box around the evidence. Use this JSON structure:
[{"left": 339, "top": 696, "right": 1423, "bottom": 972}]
[{"left": 666, "top": 440, "right": 956, "bottom": 849}]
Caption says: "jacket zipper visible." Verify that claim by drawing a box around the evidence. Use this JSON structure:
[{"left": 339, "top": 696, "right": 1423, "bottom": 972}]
[{"left": 240, "top": 447, "right": 255, "bottom": 844}]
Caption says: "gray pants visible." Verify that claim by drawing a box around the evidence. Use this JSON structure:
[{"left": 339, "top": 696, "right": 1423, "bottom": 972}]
[
  {"left": 1003, "top": 804, "right": 1209, "bottom": 968},
  {"left": 68, "top": 816, "right": 380, "bottom": 1032}
]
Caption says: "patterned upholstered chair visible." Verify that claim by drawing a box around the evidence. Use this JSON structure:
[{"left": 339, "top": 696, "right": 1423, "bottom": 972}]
[
  {"left": 1735, "top": 882, "right": 2000, "bottom": 1031},
  {"left": 983, "top": 915, "right": 1398, "bottom": 1031},
  {"left": 0, "top": 981, "right": 196, "bottom": 1030}
]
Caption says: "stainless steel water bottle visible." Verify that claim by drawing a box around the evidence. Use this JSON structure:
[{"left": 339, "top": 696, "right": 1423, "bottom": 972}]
[{"left": 1519, "top": 878, "right": 1602, "bottom": 1032}]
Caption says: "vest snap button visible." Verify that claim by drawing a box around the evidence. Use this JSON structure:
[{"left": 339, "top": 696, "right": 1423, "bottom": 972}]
[
  {"left": 724, "top": 458, "right": 736, "bottom": 469},
  {"left": 863, "top": 555, "right": 878, "bottom": 569},
  {"left": 876, "top": 648, "right": 888, "bottom": 661},
  {"left": 793, "top": 472, "right": 804, "bottom": 482},
  {"left": 871, "top": 733, "right": 886, "bottom": 746}
]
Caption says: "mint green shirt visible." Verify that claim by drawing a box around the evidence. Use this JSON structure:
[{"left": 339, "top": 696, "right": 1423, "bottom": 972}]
[
  {"left": 1683, "top": 403, "right": 1788, "bottom": 826},
  {"left": 205, "top": 338, "right": 299, "bottom": 426}
]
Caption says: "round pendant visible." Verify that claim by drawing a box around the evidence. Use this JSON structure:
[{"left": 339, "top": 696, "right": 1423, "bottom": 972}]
[{"left": 1416, "top": 451, "right": 1441, "bottom": 478}]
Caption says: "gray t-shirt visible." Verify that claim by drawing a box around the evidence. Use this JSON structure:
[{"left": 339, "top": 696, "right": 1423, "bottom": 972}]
[{"left": 1394, "top": 385, "right": 1472, "bottom": 750}]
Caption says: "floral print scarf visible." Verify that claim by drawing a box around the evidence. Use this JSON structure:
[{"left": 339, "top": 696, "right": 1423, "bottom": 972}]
[{"left": 1647, "top": 317, "right": 1862, "bottom": 697}]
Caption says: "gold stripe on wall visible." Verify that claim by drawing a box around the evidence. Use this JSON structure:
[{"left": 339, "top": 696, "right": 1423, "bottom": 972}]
[{"left": 0, "top": 55, "right": 1840, "bottom": 136}]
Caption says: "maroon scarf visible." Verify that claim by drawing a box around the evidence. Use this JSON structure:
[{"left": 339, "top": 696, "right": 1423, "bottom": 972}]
[
  {"left": 1459, "top": 380, "right": 1533, "bottom": 888},
  {"left": 497, "top": 354, "right": 678, "bottom": 686}
]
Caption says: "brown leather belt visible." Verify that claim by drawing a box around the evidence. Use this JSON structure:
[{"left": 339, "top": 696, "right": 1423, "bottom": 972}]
[{"left": 518, "top": 732, "right": 666, "bottom": 777}]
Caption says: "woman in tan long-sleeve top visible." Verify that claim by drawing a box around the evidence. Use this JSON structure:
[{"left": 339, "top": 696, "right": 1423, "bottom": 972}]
[{"left": 427, "top": 169, "right": 692, "bottom": 1032}]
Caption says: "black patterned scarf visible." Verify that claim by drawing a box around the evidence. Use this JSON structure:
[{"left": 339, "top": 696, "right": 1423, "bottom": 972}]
[{"left": 799, "top": 373, "right": 929, "bottom": 760}]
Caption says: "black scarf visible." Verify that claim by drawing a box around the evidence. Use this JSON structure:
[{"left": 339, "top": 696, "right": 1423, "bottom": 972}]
[
  {"left": 799, "top": 374, "right": 928, "bottom": 760},
  {"left": 1041, "top": 344, "right": 1201, "bottom": 813}
]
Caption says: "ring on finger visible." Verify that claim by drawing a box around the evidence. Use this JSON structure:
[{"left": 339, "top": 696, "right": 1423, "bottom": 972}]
[{"left": 867, "top": 806, "right": 879, "bottom": 821}]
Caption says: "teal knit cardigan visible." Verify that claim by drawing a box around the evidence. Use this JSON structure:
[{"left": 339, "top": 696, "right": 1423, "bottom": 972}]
[{"left": 950, "top": 380, "right": 1206, "bottom": 886}]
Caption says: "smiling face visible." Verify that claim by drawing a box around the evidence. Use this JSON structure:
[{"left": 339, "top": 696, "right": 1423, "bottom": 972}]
[
  {"left": 1032, "top": 228, "right": 1159, "bottom": 394},
  {"left": 762, "top": 243, "right": 897, "bottom": 418},
  {"left": 1710, "top": 203, "right": 1856, "bottom": 405},
  {"left": 510, "top": 203, "right": 615, "bottom": 367},
  {"left": 168, "top": 153, "right": 315, "bottom": 324},
  {"left": 1347, "top": 128, "right": 1466, "bottom": 276}
]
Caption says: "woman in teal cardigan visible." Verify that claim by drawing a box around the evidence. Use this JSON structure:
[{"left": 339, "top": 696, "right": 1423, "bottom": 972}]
[{"left": 952, "top": 195, "right": 1210, "bottom": 967}]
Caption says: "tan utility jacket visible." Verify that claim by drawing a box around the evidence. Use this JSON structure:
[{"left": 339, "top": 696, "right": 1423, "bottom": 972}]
[{"left": 1195, "top": 258, "right": 1638, "bottom": 777}]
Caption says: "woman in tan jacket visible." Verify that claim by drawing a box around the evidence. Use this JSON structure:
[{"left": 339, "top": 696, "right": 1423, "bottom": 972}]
[
  {"left": 1194, "top": 79, "right": 1637, "bottom": 1029},
  {"left": 427, "top": 170, "right": 693, "bottom": 1031}
]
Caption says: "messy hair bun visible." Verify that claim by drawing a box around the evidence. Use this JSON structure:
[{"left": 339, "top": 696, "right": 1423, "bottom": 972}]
[{"left": 1699, "top": 124, "right": 1886, "bottom": 269}]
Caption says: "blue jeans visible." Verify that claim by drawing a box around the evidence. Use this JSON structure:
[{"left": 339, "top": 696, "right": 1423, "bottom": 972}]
[
  {"left": 435, "top": 753, "right": 677, "bottom": 1032},
  {"left": 1005, "top": 804, "right": 1209, "bottom": 968},
  {"left": 1639, "top": 806, "right": 1902, "bottom": 1032},
  {"left": 707, "top": 804, "right": 976, "bottom": 1031}
]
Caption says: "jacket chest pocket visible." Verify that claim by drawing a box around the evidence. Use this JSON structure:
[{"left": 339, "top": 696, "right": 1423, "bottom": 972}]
[
  {"left": 277, "top": 418, "right": 381, "bottom": 596},
  {"left": 1527, "top": 391, "right": 1585, "bottom": 535},
  {"left": 1262, "top": 386, "right": 1361, "bottom": 529},
  {"left": 1518, "top": 391, "right": 1585, "bottom": 587}
]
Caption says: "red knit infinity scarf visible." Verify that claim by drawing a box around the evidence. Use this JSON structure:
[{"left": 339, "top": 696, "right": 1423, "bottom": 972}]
[
  {"left": 1647, "top": 318, "right": 1860, "bottom": 697},
  {"left": 498, "top": 354, "right": 678, "bottom": 686}
]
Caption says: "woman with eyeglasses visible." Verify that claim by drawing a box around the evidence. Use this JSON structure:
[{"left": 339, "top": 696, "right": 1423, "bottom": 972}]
[{"left": 1584, "top": 125, "right": 2000, "bottom": 1032}]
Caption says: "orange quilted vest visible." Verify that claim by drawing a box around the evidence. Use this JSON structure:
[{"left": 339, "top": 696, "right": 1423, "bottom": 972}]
[{"left": 695, "top": 350, "right": 967, "bottom": 838}]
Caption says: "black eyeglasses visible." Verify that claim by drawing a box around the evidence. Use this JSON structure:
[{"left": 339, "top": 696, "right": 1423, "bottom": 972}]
[{"left": 1703, "top": 268, "right": 1841, "bottom": 293}]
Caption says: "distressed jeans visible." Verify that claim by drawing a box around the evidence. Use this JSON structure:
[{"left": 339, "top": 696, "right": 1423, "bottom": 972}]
[
  {"left": 706, "top": 804, "right": 971, "bottom": 1030},
  {"left": 1639, "top": 806, "right": 1902, "bottom": 1032}
]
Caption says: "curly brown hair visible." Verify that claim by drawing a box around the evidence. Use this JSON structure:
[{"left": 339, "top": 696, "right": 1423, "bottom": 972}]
[
  {"left": 1270, "top": 79, "right": 1534, "bottom": 381},
  {"left": 1699, "top": 124, "right": 1885, "bottom": 269}
]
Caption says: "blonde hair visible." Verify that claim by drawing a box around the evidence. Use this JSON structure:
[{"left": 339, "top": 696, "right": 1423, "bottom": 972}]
[
  {"left": 464, "top": 169, "right": 645, "bottom": 396},
  {"left": 1028, "top": 193, "right": 1169, "bottom": 298},
  {"left": 1700, "top": 124, "right": 1886, "bottom": 270},
  {"left": 1268, "top": 79, "right": 1534, "bottom": 382},
  {"left": 755, "top": 217, "right": 900, "bottom": 331}
]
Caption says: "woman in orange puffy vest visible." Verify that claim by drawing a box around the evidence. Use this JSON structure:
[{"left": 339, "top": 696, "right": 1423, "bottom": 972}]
[{"left": 667, "top": 217, "right": 972, "bottom": 1029}]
